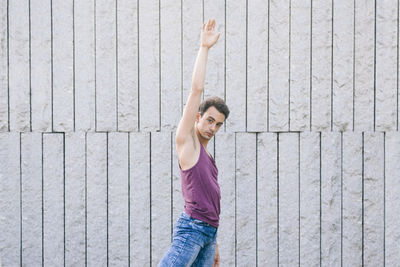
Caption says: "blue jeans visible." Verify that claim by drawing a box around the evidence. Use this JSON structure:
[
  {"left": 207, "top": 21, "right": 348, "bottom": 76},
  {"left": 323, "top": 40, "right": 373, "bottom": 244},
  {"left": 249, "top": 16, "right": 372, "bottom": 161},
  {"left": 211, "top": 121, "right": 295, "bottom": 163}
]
[{"left": 158, "top": 212, "right": 218, "bottom": 267}]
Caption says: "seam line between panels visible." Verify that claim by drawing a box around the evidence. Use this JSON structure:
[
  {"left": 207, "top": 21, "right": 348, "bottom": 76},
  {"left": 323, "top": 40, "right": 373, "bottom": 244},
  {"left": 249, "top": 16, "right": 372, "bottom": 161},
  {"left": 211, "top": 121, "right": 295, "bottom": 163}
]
[
  {"left": 128, "top": 133, "right": 131, "bottom": 266},
  {"left": 277, "top": 133, "right": 280, "bottom": 266},
  {"left": 309, "top": 0, "right": 313, "bottom": 132},
  {"left": 331, "top": 0, "right": 334, "bottom": 132},
  {"left": 288, "top": 1, "right": 292, "bottom": 132},
  {"left": 319, "top": 132, "right": 322, "bottom": 267},
  {"left": 94, "top": 0, "right": 97, "bottom": 132},
  {"left": 137, "top": 0, "right": 140, "bottom": 131},
  {"left": 149, "top": 132, "right": 152, "bottom": 265},
  {"left": 85, "top": 132, "right": 88, "bottom": 267},
  {"left": 29, "top": 1, "right": 32, "bottom": 132},
  {"left": 51, "top": 0, "right": 54, "bottom": 132},
  {"left": 63, "top": 133, "right": 66, "bottom": 266},
  {"left": 361, "top": 132, "right": 364, "bottom": 266},
  {"left": 7, "top": 0, "right": 10, "bottom": 131},
  {"left": 41, "top": 133, "right": 44, "bottom": 266},
  {"left": 116, "top": 0, "right": 119, "bottom": 132},
  {"left": 383, "top": 132, "right": 386, "bottom": 266},
  {"left": 19, "top": 133, "right": 23, "bottom": 266},
  {"left": 73, "top": 0, "right": 76, "bottom": 132}
]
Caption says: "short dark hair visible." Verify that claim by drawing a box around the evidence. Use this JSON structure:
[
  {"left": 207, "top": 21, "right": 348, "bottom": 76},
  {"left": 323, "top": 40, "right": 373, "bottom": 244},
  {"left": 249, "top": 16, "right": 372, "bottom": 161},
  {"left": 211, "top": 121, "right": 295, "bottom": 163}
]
[{"left": 199, "top": 96, "right": 230, "bottom": 120}]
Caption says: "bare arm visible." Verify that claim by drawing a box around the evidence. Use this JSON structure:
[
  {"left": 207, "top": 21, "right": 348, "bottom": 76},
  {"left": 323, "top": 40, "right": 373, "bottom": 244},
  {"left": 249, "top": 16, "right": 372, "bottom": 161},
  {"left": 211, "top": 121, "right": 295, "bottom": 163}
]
[{"left": 176, "top": 19, "right": 220, "bottom": 146}]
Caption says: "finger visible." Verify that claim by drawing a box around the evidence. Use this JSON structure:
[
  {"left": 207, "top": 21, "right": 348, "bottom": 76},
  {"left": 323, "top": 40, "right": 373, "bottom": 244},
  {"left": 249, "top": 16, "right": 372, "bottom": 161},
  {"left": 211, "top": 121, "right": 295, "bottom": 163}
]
[
  {"left": 214, "top": 32, "right": 221, "bottom": 43},
  {"left": 203, "top": 23, "right": 206, "bottom": 31}
]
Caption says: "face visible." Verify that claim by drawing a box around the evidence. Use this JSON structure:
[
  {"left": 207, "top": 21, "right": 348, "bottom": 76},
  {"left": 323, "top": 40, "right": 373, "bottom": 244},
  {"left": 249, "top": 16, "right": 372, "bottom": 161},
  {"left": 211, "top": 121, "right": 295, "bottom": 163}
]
[{"left": 196, "top": 106, "right": 226, "bottom": 140}]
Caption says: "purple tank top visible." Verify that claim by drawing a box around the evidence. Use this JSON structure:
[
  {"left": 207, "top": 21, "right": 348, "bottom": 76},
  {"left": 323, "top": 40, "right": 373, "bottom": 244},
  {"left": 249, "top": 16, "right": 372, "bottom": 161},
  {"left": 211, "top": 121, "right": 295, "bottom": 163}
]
[{"left": 180, "top": 143, "right": 221, "bottom": 228}]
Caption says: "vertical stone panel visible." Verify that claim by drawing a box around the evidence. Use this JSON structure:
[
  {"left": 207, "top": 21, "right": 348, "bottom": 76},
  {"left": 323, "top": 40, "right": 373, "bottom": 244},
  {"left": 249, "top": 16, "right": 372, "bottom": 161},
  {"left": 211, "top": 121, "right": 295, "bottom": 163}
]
[
  {"left": 279, "top": 133, "right": 299, "bottom": 266},
  {"left": 151, "top": 132, "right": 172, "bottom": 265},
  {"left": 354, "top": 0, "right": 374, "bottom": 131},
  {"left": 311, "top": 0, "right": 332, "bottom": 131},
  {"left": 86, "top": 133, "right": 107, "bottom": 266},
  {"left": 75, "top": 0, "right": 96, "bottom": 131},
  {"left": 225, "top": 0, "right": 246, "bottom": 132},
  {"left": 342, "top": 132, "right": 362, "bottom": 266},
  {"left": 0, "top": 133, "right": 20, "bottom": 265},
  {"left": 43, "top": 133, "right": 64, "bottom": 265},
  {"left": 65, "top": 132, "right": 85, "bottom": 266},
  {"left": 385, "top": 132, "right": 400, "bottom": 265},
  {"left": 215, "top": 132, "right": 235, "bottom": 266},
  {"left": 108, "top": 133, "right": 129, "bottom": 266},
  {"left": 160, "top": 0, "right": 181, "bottom": 131},
  {"left": 290, "top": 0, "right": 311, "bottom": 132},
  {"left": 269, "top": 0, "right": 290, "bottom": 131},
  {"left": 247, "top": 0, "right": 268, "bottom": 132},
  {"left": 117, "top": 0, "right": 139, "bottom": 131},
  {"left": 172, "top": 133, "right": 182, "bottom": 225},
  {"left": 9, "top": 0, "right": 30, "bottom": 131},
  {"left": 0, "top": 0, "right": 7, "bottom": 131},
  {"left": 96, "top": 0, "right": 117, "bottom": 131},
  {"left": 333, "top": 0, "right": 354, "bottom": 131},
  {"left": 130, "top": 133, "right": 151, "bottom": 267},
  {"left": 364, "top": 132, "right": 384, "bottom": 266},
  {"left": 321, "top": 132, "right": 341, "bottom": 266},
  {"left": 257, "top": 133, "right": 278, "bottom": 266},
  {"left": 376, "top": 0, "right": 397, "bottom": 131},
  {"left": 204, "top": 0, "right": 225, "bottom": 100},
  {"left": 299, "top": 132, "right": 320, "bottom": 267},
  {"left": 182, "top": 1, "right": 202, "bottom": 109},
  {"left": 52, "top": 0, "right": 74, "bottom": 132},
  {"left": 139, "top": 0, "right": 159, "bottom": 131},
  {"left": 236, "top": 133, "right": 256, "bottom": 265},
  {"left": 21, "top": 133, "right": 42, "bottom": 266},
  {"left": 31, "top": 0, "right": 52, "bottom": 132}
]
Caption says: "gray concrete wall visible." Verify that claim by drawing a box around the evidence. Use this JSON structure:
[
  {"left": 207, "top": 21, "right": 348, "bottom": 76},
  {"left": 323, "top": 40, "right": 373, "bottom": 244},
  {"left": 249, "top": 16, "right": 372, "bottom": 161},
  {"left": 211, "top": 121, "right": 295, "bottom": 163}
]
[{"left": 0, "top": 0, "right": 399, "bottom": 266}]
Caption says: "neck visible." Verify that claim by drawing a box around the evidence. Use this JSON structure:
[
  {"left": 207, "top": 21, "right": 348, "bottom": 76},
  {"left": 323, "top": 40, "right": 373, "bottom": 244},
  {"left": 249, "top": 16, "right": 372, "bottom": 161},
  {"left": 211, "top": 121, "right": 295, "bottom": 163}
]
[{"left": 195, "top": 126, "right": 209, "bottom": 148}]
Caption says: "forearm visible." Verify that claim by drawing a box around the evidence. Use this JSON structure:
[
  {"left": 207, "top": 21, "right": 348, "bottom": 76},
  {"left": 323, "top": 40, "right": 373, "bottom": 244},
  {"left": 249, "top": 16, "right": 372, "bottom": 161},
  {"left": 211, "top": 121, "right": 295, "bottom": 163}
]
[{"left": 191, "top": 46, "right": 209, "bottom": 92}]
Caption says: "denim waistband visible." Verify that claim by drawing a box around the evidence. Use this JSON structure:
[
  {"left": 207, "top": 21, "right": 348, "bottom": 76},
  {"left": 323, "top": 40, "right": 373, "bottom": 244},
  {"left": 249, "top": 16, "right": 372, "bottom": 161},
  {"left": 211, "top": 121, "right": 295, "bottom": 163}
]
[{"left": 180, "top": 212, "right": 217, "bottom": 230}]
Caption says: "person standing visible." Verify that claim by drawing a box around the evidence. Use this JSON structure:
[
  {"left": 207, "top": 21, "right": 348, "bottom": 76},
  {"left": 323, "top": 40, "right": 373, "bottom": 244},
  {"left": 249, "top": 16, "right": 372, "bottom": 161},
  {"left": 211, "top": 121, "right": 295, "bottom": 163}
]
[{"left": 158, "top": 19, "right": 229, "bottom": 267}]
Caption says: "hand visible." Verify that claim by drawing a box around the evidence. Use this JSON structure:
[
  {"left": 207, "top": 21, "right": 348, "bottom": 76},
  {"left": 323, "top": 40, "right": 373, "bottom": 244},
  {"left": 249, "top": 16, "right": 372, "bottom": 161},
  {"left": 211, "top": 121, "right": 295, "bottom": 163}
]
[
  {"left": 201, "top": 19, "right": 221, "bottom": 49},
  {"left": 213, "top": 243, "right": 220, "bottom": 267}
]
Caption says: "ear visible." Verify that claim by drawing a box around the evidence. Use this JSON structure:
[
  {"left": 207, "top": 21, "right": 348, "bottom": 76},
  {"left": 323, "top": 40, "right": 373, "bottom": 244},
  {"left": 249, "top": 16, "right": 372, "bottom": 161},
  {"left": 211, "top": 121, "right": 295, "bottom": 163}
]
[{"left": 196, "top": 112, "right": 201, "bottom": 123}]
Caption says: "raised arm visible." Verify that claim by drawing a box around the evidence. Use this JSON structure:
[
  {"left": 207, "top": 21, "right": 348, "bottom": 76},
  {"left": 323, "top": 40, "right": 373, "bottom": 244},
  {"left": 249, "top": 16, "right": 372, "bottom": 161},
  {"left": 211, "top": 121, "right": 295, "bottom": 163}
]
[{"left": 176, "top": 19, "right": 220, "bottom": 146}]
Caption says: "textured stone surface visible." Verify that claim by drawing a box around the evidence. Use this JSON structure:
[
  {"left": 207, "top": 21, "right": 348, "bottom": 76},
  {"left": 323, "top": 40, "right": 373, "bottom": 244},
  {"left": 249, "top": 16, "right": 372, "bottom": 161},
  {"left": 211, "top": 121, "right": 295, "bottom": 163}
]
[
  {"left": 117, "top": 0, "right": 139, "bottom": 131},
  {"left": 321, "top": 132, "right": 341, "bottom": 266},
  {"left": 96, "top": 0, "right": 117, "bottom": 131},
  {"left": 172, "top": 133, "right": 183, "bottom": 223},
  {"left": 203, "top": 0, "right": 225, "bottom": 100},
  {"left": 333, "top": 0, "right": 354, "bottom": 131},
  {"left": 0, "top": 133, "right": 20, "bottom": 266},
  {"left": 52, "top": 0, "right": 74, "bottom": 132},
  {"left": 236, "top": 133, "right": 257, "bottom": 266},
  {"left": 21, "top": 133, "right": 42, "bottom": 266},
  {"left": 299, "top": 132, "right": 320, "bottom": 267},
  {"left": 182, "top": 1, "right": 202, "bottom": 112},
  {"left": 269, "top": 0, "right": 290, "bottom": 131},
  {"left": 130, "top": 132, "right": 151, "bottom": 266},
  {"left": 108, "top": 133, "right": 129, "bottom": 265},
  {"left": 247, "top": 0, "right": 268, "bottom": 132},
  {"left": 215, "top": 132, "right": 235, "bottom": 266},
  {"left": 290, "top": 1, "right": 311, "bottom": 132},
  {"left": 139, "top": 0, "right": 159, "bottom": 131},
  {"left": 385, "top": 132, "right": 400, "bottom": 266},
  {"left": 375, "top": 0, "right": 397, "bottom": 131},
  {"left": 86, "top": 133, "right": 107, "bottom": 265},
  {"left": 65, "top": 132, "right": 86, "bottom": 266},
  {"left": 354, "top": 0, "right": 374, "bottom": 131},
  {"left": 279, "top": 133, "right": 299, "bottom": 266},
  {"left": 160, "top": 0, "right": 181, "bottom": 131},
  {"left": 257, "top": 133, "right": 278, "bottom": 266},
  {"left": 364, "top": 132, "right": 384, "bottom": 266},
  {"left": 342, "top": 132, "right": 362, "bottom": 266},
  {"left": 151, "top": 132, "right": 172, "bottom": 265},
  {"left": 75, "top": 0, "right": 96, "bottom": 131},
  {"left": 311, "top": 0, "right": 332, "bottom": 131},
  {"left": 9, "top": 0, "right": 30, "bottom": 131},
  {"left": 43, "top": 133, "right": 64, "bottom": 265},
  {"left": 31, "top": 0, "right": 52, "bottom": 132},
  {"left": 0, "top": 0, "right": 7, "bottom": 131},
  {"left": 225, "top": 0, "right": 246, "bottom": 132}
]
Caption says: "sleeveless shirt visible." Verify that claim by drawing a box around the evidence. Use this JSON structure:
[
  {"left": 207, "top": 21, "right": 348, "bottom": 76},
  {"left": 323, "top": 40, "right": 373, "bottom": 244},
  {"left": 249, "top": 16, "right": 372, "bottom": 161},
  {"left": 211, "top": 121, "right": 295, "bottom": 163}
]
[{"left": 180, "top": 143, "right": 221, "bottom": 228}]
